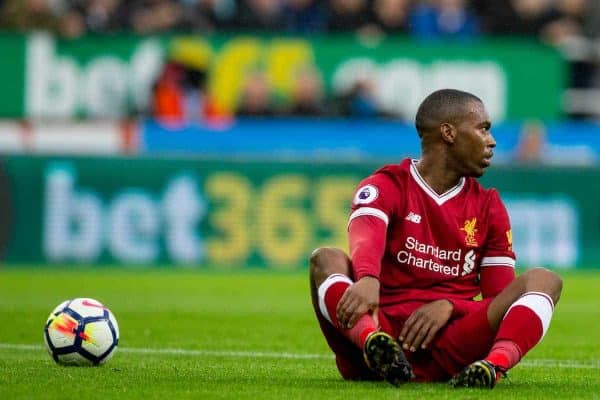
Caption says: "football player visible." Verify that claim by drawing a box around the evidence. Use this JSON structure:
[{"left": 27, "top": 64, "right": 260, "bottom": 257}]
[{"left": 309, "top": 89, "right": 562, "bottom": 388}]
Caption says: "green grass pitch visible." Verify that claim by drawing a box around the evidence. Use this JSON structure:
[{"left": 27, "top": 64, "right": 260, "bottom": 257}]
[{"left": 1, "top": 268, "right": 599, "bottom": 399}]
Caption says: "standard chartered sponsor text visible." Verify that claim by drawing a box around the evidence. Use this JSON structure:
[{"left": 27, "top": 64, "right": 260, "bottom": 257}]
[{"left": 397, "top": 236, "right": 462, "bottom": 276}]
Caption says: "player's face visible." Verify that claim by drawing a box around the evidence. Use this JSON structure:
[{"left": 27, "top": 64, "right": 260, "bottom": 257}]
[{"left": 453, "top": 101, "right": 495, "bottom": 177}]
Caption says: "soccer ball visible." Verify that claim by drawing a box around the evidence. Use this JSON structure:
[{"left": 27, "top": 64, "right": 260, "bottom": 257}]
[{"left": 44, "top": 298, "right": 119, "bottom": 366}]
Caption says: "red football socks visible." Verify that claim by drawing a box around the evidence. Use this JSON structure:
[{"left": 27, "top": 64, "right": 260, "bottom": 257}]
[
  {"left": 318, "top": 274, "right": 378, "bottom": 349},
  {"left": 348, "top": 314, "right": 379, "bottom": 348},
  {"left": 485, "top": 340, "right": 521, "bottom": 371},
  {"left": 487, "top": 292, "right": 555, "bottom": 371}
]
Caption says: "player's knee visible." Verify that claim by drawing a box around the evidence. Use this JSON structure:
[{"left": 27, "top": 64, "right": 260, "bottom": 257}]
[
  {"left": 309, "top": 247, "right": 349, "bottom": 282},
  {"left": 524, "top": 267, "right": 563, "bottom": 305},
  {"left": 309, "top": 247, "right": 339, "bottom": 272}
]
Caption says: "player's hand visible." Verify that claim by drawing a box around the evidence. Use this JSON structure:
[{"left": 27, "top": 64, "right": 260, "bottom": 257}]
[
  {"left": 398, "top": 299, "right": 453, "bottom": 352},
  {"left": 336, "top": 276, "right": 380, "bottom": 329}
]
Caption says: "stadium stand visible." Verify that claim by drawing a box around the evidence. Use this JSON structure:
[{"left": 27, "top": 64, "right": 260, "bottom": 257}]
[{"left": 1, "top": 0, "right": 600, "bottom": 119}]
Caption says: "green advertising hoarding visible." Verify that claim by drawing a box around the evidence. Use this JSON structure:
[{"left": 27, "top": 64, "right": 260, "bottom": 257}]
[
  {"left": 0, "top": 33, "right": 565, "bottom": 120},
  {"left": 0, "top": 34, "right": 26, "bottom": 117},
  {"left": 0, "top": 156, "right": 598, "bottom": 269}
]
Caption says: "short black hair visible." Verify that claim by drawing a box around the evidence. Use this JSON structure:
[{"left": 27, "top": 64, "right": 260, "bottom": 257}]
[{"left": 415, "top": 89, "right": 482, "bottom": 137}]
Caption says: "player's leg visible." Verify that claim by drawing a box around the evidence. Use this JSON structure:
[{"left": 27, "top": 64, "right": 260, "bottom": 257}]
[
  {"left": 310, "top": 246, "right": 377, "bottom": 349},
  {"left": 309, "top": 246, "right": 375, "bottom": 380},
  {"left": 309, "top": 247, "right": 412, "bottom": 385},
  {"left": 413, "top": 299, "right": 495, "bottom": 382},
  {"left": 451, "top": 267, "right": 562, "bottom": 388}
]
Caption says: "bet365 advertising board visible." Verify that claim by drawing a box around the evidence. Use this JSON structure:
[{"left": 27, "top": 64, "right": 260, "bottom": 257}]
[
  {"left": 0, "top": 156, "right": 598, "bottom": 269},
  {"left": 0, "top": 33, "right": 564, "bottom": 121}
]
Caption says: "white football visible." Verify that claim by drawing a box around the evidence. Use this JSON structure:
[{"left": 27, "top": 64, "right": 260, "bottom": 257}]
[{"left": 44, "top": 298, "right": 119, "bottom": 366}]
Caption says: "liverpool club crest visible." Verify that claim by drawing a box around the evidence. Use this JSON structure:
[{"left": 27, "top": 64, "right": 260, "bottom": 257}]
[{"left": 461, "top": 218, "right": 478, "bottom": 247}]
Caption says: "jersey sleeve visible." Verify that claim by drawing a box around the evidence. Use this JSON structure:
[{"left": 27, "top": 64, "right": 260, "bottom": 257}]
[
  {"left": 348, "top": 173, "right": 399, "bottom": 280},
  {"left": 480, "top": 189, "right": 516, "bottom": 298}
]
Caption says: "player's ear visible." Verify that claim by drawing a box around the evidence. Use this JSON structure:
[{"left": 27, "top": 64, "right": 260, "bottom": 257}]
[{"left": 440, "top": 122, "right": 456, "bottom": 144}]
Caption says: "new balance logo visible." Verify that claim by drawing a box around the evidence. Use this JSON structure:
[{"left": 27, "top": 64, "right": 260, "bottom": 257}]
[{"left": 405, "top": 212, "right": 421, "bottom": 223}]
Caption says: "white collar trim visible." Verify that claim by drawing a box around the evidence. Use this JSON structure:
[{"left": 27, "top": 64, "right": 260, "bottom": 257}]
[{"left": 409, "top": 159, "right": 465, "bottom": 206}]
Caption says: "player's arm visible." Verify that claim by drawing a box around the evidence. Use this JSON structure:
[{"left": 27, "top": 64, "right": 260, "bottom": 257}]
[
  {"left": 336, "top": 177, "right": 394, "bottom": 329},
  {"left": 336, "top": 215, "right": 386, "bottom": 329},
  {"left": 480, "top": 190, "right": 516, "bottom": 298}
]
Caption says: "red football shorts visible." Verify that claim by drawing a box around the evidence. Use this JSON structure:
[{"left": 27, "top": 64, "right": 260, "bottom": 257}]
[{"left": 315, "top": 300, "right": 495, "bottom": 382}]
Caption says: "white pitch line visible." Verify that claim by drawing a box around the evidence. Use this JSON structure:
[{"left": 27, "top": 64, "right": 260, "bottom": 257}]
[
  {"left": 0, "top": 343, "right": 330, "bottom": 360},
  {"left": 1, "top": 343, "right": 598, "bottom": 369},
  {"left": 118, "top": 346, "right": 330, "bottom": 359}
]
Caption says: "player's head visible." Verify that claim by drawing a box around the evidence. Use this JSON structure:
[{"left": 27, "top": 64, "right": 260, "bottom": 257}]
[{"left": 415, "top": 89, "right": 496, "bottom": 177}]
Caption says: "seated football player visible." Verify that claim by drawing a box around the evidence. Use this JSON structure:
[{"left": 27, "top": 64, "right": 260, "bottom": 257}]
[{"left": 308, "top": 89, "right": 563, "bottom": 388}]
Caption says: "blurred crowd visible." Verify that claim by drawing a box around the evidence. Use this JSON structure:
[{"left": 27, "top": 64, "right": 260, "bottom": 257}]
[
  {"left": 2, "top": 0, "right": 600, "bottom": 121},
  {"left": 0, "top": 0, "right": 597, "bottom": 43}
]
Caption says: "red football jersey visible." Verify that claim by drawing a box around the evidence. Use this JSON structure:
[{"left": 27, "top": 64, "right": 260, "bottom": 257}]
[{"left": 348, "top": 158, "right": 515, "bottom": 320}]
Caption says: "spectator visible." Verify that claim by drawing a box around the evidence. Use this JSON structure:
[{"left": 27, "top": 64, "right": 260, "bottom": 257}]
[
  {"left": 543, "top": 0, "right": 594, "bottom": 96},
  {"left": 473, "top": 0, "right": 553, "bottom": 36},
  {"left": 84, "top": 0, "right": 127, "bottom": 33},
  {"left": 581, "top": 0, "right": 600, "bottom": 100},
  {"left": 326, "top": 0, "right": 370, "bottom": 32},
  {"left": 59, "top": 6, "right": 87, "bottom": 37},
  {"left": 286, "top": 66, "right": 328, "bottom": 116},
  {"left": 282, "top": 0, "right": 326, "bottom": 34},
  {"left": 235, "top": 0, "right": 283, "bottom": 32},
  {"left": 336, "top": 79, "right": 385, "bottom": 119},
  {"left": 540, "top": 0, "right": 587, "bottom": 45},
  {"left": 513, "top": 120, "right": 547, "bottom": 164},
  {"left": 178, "top": 0, "right": 237, "bottom": 33},
  {"left": 128, "top": 0, "right": 185, "bottom": 34},
  {"left": 0, "top": 0, "right": 62, "bottom": 33},
  {"left": 368, "top": 0, "right": 410, "bottom": 35},
  {"left": 151, "top": 38, "right": 228, "bottom": 125},
  {"left": 61, "top": 0, "right": 128, "bottom": 37},
  {"left": 583, "top": 0, "right": 600, "bottom": 38},
  {"left": 512, "top": 119, "right": 596, "bottom": 165},
  {"left": 236, "top": 69, "right": 278, "bottom": 116},
  {"left": 409, "top": 0, "right": 479, "bottom": 39}
]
